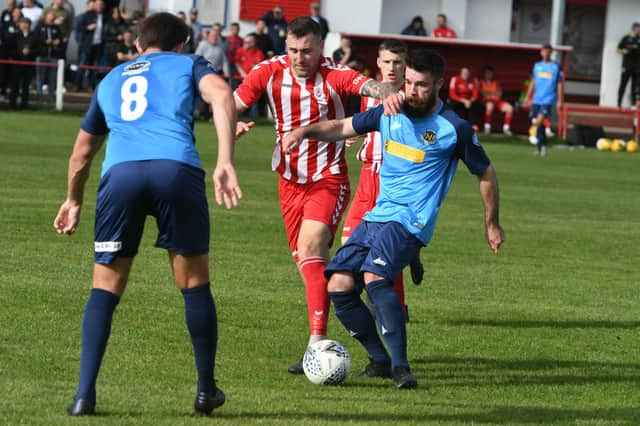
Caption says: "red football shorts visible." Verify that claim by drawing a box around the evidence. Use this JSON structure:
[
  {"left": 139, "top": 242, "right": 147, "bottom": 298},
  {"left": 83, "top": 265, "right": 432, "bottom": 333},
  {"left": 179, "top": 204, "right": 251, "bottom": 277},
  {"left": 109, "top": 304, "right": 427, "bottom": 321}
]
[
  {"left": 341, "top": 163, "right": 380, "bottom": 240},
  {"left": 279, "top": 174, "right": 350, "bottom": 257}
]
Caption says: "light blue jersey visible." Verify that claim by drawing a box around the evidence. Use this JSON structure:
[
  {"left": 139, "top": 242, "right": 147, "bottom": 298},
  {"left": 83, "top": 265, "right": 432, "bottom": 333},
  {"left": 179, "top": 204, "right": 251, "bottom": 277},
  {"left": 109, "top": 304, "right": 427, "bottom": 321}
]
[
  {"left": 351, "top": 101, "right": 490, "bottom": 245},
  {"left": 81, "top": 52, "right": 216, "bottom": 176},
  {"left": 532, "top": 60, "right": 563, "bottom": 105}
]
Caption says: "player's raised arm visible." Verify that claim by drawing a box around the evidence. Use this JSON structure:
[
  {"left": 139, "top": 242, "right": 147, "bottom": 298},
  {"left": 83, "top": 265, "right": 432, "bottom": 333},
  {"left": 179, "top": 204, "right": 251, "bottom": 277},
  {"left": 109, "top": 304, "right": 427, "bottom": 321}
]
[
  {"left": 477, "top": 164, "right": 505, "bottom": 253},
  {"left": 199, "top": 74, "right": 243, "bottom": 208},
  {"left": 283, "top": 117, "right": 358, "bottom": 153},
  {"left": 54, "top": 130, "right": 105, "bottom": 234}
]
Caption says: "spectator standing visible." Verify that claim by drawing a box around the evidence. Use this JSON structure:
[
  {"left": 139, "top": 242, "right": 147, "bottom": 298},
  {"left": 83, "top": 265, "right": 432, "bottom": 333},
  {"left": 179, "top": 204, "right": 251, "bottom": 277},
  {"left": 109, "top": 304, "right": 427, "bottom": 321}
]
[
  {"left": 524, "top": 43, "right": 564, "bottom": 156},
  {"left": 332, "top": 35, "right": 357, "bottom": 67},
  {"left": 309, "top": 2, "right": 328, "bottom": 40},
  {"left": 8, "top": 17, "right": 38, "bottom": 108},
  {"left": 261, "top": 5, "right": 286, "bottom": 55},
  {"left": 1, "top": 0, "right": 18, "bottom": 27},
  {"left": 175, "top": 10, "right": 194, "bottom": 53},
  {"left": 401, "top": 15, "right": 426, "bottom": 36},
  {"left": 35, "top": 10, "right": 64, "bottom": 101},
  {"left": 431, "top": 13, "right": 456, "bottom": 38},
  {"left": 20, "top": 0, "right": 41, "bottom": 30},
  {"left": 479, "top": 65, "right": 513, "bottom": 135},
  {"left": 118, "top": 0, "right": 142, "bottom": 21},
  {"left": 188, "top": 8, "right": 202, "bottom": 45},
  {"left": 115, "top": 27, "right": 135, "bottom": 62},
  {"left": 74, "top": 0, "right": 104, "bottom": 91},
  {"left": 448, "top": 65, "right": 482, "bottom": 128},
  {"left": 616, "top": 22, "right": 640, "bottom": 108},
  {"left": 233, "top": 34, "right": 263, "bottom": 119},
  {"left": 226, "top": 21, "right": 242, "bottom": 83},
  {"left": 40, "top": 0, "right": 71, "bottom": 41},
  {"left": 252, "top": 18, "right": 273, "bottom": 58},
  {"left": 195, "top": 25, "right": 229, "bottom": 76},
  {"left": 102, "top": 6, "right": 126, "bottom": 66}
]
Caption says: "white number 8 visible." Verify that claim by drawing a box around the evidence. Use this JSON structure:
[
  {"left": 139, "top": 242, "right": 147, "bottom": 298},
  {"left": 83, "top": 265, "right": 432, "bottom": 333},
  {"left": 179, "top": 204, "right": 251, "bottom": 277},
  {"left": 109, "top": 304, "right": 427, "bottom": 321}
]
[{"left": 120, "top": 76, "right": 148, "bottom": 121}]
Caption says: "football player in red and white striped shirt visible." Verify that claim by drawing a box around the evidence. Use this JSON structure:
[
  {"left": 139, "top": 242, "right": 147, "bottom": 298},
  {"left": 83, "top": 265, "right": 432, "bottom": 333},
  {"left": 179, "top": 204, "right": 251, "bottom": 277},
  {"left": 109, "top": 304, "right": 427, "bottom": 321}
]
[
  {"left": 234, "top": 17, "right": 400, "bottom": 374},
  {"left": 341, "top": 40, "right": 424, "bottom": 324}
]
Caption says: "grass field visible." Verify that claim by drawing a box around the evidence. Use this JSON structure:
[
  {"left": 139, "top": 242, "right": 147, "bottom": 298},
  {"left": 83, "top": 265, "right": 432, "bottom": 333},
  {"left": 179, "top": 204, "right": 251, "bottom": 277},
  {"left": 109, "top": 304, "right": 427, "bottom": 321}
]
[{"left": 0, "top": 110, "right": 639, "bottom": 425}]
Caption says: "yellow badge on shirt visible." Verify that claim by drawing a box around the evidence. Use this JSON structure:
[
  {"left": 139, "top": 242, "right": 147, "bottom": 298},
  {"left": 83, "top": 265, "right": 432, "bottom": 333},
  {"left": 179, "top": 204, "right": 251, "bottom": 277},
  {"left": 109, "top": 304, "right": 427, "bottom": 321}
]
[{"left": 384, "top": 139, "right": 425, "bottom": 163}]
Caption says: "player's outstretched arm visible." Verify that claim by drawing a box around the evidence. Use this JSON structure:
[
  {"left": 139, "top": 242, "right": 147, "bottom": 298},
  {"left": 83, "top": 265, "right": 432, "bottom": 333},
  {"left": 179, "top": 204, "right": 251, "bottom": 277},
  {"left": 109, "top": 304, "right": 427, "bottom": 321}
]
[
  {"left": 477, "top": 164, "right": 505, "bottom": 253},
  {"left": 199, "top": 74, "right": 243, "bottom": 208},
  {"left": 361, "top": 80, "right": 403, "bottom": 115},
  {"left": 282, "top": 117, "right": 357, "bottom": 153},
  {"left": 54, "top": 130, "right": 105, "bottom": 235}
]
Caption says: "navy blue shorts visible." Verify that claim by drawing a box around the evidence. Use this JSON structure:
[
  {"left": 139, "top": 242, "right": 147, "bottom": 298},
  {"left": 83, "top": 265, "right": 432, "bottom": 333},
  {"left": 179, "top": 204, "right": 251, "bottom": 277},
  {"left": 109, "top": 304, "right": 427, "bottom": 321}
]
[
  {"left": 94, "top": 160, "right": 210, "bottom": 264},
  {"left": 530, "top": 104, "right": 553, "bottom": 119},
  {"left": 325, "top": 221, "right": 423, "bottom": 286}
]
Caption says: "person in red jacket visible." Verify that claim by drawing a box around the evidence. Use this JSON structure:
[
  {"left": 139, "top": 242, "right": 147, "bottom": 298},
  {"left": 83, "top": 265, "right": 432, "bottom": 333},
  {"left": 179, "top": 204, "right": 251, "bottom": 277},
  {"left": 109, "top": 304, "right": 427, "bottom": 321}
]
[
  {"left": 431, "top": 14, "right": 457, "bottom": 38},
  {"left": 448, "top": 66, "right": 482, "bottom": 128}
]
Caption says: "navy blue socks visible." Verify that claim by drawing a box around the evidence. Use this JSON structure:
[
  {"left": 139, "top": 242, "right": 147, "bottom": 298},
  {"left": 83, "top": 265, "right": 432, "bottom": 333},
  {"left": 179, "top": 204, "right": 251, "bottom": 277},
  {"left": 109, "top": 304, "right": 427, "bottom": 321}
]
[
  {"left": 75, "top": 288, "right": 120, "bottom": 404},
  {"left": 182, "top": 282, "right": 218, "bottom": 395},
  {"left": 365, "top": 279, "right": 409, "bottom": 370},
  {"left": 329, "top": 290, "right": 390, "bottom": 363}
]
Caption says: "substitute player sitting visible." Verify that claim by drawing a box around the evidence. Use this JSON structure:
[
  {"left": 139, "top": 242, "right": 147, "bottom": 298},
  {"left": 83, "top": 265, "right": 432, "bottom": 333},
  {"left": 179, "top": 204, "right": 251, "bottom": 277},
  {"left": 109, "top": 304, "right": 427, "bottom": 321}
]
[
  {"left": 54, "top": 12, "right": 242, "bottom": 416},
  {"left": 480, "top": 65, "right": 513, "bottom": 135},
  {"left": 448, "top": 66, "right": 482, "bottom": 130},
  {"left": 283, "top": 49, "right": 505, "bottom": 388}
]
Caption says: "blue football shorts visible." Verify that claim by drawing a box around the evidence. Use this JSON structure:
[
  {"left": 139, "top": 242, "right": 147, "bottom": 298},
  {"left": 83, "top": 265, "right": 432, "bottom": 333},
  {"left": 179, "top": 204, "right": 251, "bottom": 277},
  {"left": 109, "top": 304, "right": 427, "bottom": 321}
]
[
  {"left": 325, "top": 221, "right": 423, "bottom": 287},
  {"left": 94, "top": 160, "right": 210, "bottom": 264},
  {"left": 529, "top": 104, "right": 553, "bottom": 119}
]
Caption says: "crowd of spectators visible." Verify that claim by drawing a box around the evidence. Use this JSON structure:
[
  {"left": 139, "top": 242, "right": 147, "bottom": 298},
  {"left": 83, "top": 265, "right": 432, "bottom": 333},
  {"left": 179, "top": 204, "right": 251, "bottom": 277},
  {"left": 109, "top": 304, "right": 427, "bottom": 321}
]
[{"left": 1, "top": 2, "right": 463, "bottom": 112}]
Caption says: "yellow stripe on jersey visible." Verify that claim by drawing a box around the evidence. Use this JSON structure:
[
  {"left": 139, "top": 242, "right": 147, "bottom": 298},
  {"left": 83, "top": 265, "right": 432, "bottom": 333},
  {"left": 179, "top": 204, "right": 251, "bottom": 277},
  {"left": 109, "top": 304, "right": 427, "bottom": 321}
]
[{"left": 384, "top": 139, "right": 425, "bottom": 163}]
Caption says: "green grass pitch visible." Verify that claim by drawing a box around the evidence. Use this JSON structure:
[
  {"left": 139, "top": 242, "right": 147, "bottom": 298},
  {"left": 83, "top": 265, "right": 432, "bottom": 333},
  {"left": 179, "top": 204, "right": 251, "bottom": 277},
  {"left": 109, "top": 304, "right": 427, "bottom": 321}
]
[{"left": 0, "top": 110, "right": 638, "bottom": 425}]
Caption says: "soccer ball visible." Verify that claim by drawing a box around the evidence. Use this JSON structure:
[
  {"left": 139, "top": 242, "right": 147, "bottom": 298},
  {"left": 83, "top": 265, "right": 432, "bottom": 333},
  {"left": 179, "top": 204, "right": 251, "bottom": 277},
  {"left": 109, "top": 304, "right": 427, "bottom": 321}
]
[
  {"left": 626, "top": 140, "right": 638, "bottom": 153},
  {"left": 303, "top": 340, "right": 351, "bottom": 385},
  {"left": 596, "top": 138, "right": 611, "bottom": 151},
  {"left": 611, "top": 139, "right": 626, "bottom": 152}
]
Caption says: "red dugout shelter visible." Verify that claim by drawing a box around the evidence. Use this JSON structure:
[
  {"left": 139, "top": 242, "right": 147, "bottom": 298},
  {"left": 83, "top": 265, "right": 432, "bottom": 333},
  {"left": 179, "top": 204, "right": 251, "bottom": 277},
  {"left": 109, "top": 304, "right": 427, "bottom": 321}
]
[{"left": 342, "top": 33, "right": 573, "bottom": 134}]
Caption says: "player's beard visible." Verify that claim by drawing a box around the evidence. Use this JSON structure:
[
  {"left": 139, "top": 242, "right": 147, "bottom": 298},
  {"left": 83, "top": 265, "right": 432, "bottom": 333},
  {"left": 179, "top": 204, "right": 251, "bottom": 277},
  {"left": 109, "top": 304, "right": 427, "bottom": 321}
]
[{"left": 404, "top": 91, "right": 438, "bottom": 118}]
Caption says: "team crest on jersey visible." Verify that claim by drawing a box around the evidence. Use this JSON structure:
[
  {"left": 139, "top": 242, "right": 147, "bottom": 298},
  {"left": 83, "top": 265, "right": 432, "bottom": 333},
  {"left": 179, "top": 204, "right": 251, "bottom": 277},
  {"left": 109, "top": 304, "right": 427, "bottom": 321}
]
[
  {"left": 122, "top": 60, "right": 150, "bottom": 76},
  {"left": 422, "top": 130, "right": 437, "bottom": 145}
]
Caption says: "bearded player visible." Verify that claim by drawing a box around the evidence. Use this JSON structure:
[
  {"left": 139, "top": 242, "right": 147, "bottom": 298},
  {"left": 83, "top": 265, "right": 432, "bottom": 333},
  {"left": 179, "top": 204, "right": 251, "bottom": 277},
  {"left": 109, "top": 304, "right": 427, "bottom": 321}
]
[{"left": 283, "top": 49, "right": 504, "bottom": 388}]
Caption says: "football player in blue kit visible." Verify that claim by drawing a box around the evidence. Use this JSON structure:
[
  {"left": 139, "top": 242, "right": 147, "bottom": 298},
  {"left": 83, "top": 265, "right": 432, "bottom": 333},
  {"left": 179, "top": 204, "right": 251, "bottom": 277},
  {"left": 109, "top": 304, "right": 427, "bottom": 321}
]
[
  {"left": 524, "top": 43, "right": 564, "bottom": 156},
  {"left": 283, "top": 49, "right": 505, "bottom": 389},
  {"left": 53, "top": 12, "right": 242, "bottom": 416}
]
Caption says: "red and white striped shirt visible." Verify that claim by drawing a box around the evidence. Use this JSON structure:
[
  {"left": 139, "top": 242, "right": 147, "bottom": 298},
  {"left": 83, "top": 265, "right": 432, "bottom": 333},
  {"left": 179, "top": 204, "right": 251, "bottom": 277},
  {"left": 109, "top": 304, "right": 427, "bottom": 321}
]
[
  {"left": 355, "top": 96, "right": 383, "bottom": 165},
  {"left": 234, "top": 55, "right": 371, "bottom": 183}
]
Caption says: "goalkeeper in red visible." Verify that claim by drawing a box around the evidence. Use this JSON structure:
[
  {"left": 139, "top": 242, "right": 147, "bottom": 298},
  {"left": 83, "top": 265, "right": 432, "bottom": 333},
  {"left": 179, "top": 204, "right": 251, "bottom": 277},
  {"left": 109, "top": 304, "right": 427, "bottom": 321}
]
[{"left": 284, "top": 49, "right": 505, "bottom": 388}]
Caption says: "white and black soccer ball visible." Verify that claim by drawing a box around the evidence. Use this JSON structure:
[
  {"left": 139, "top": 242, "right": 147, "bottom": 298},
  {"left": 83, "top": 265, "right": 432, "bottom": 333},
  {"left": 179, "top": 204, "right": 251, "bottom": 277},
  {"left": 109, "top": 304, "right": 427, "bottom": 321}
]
[{"left": 303, "top": 340, "right": 351, "bottom": 385}]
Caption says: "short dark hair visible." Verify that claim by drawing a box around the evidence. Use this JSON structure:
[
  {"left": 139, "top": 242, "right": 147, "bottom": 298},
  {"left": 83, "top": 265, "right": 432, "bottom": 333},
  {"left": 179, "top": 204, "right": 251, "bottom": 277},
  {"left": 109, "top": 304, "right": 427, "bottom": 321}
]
[
  {"left": 378, "top": 39, "right": 408, "bottom": 57},
  {"left": 542, "top": 43, "right": 553, "bottom": 50},
  {"left": 406, "top": 49, "right": 445, "bottom": 80},
  {"left": 483, "top": 65, "right": 494, "bottom": 73},
  {"left": 138, "top": 12, "right": 190, "bottom": 51},
  {"left": 287, "top": 16, "right": 322, "bottom": 40}
]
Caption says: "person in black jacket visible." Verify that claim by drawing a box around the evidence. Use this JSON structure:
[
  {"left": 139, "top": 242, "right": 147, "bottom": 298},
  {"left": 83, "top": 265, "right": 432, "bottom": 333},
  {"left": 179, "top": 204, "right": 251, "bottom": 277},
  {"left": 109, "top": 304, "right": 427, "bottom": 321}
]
[
  {"left": 35, "top": 10, "right": 64, "bottom": 101},
  {"left": 73, "top": 0, "right": 104, "bottom": 91},
  {"left": 102, "top": 6, "right": 127, "bottom": 66},
  {"left": 309, "top": 2, "right": 328, "bottom": 40},
  {"left": 616, "top": 22, "right": 640, "bottom": 107},
  {"left": 8, "top": 17, "right": 39, "bottom": 108}
]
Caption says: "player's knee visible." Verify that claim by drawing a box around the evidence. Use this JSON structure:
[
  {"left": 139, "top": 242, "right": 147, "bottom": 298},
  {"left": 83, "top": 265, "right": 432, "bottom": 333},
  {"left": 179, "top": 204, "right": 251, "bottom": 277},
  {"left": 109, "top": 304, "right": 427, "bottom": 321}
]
[
  {"left": 363, "top": 271, "right": 385, "bottom": 284},
  {"left": 327, "top": 272, "right": 355, "bottom": 292}
]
